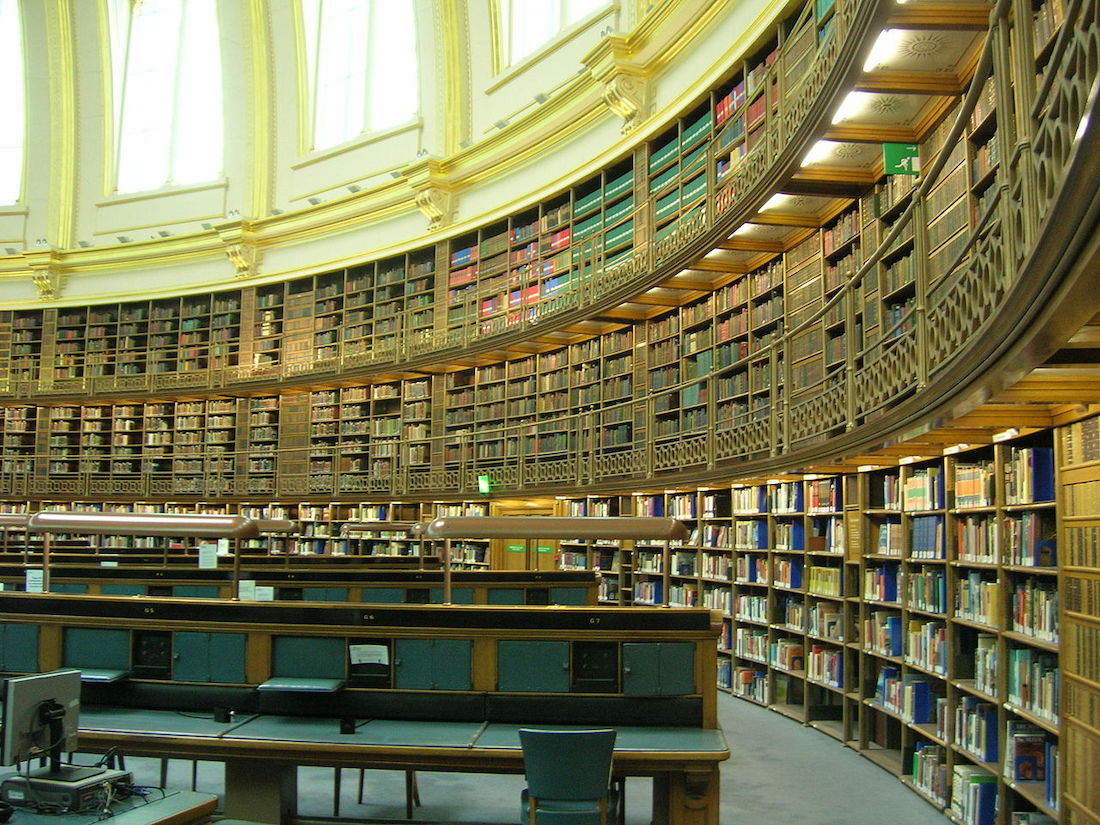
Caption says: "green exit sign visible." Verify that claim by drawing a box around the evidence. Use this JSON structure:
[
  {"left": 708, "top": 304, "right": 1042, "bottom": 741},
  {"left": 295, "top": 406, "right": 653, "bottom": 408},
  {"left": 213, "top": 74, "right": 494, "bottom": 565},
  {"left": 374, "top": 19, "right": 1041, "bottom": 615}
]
[
  {"left": 883, "top": 143, "right": 920, "bottom": 175},
  {"left": 477, "top": 474, "right": 492, "bottom": 494}
]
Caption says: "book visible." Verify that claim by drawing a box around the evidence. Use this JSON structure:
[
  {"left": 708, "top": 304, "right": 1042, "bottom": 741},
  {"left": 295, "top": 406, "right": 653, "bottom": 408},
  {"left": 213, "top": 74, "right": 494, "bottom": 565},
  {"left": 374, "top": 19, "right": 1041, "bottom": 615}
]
[{"left": 1004, "top": 722, "right": 1046, "bottom": 781}]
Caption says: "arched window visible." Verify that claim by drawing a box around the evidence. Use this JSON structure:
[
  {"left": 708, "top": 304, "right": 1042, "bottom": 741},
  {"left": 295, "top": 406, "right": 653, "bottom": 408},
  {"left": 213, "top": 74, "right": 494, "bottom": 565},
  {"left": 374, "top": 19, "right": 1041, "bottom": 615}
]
[
  {"left": 302, "top": 0, "right": 419, "bottom": 152},
  {"left": 498, "top": 0, "right": 609, "bottom": 67},
  {"left": 0, "top": 0, "right": 25, "bottom": 204},
  {"left": 109, "top": 0, "right": 223, "bottom": 194}
]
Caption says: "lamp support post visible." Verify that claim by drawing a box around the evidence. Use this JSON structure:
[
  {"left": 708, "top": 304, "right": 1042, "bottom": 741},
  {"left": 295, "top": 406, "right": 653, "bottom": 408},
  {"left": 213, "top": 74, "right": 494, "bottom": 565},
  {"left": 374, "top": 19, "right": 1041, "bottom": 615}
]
[
  {"left": 443, "top": 539, "right": 452, "bottom": 605},
  {"left": 232, "top": 539, "right": 242, "bottom": 601},
  {"left": 41, "top": 532, "right": 50, "bottom": 593}
]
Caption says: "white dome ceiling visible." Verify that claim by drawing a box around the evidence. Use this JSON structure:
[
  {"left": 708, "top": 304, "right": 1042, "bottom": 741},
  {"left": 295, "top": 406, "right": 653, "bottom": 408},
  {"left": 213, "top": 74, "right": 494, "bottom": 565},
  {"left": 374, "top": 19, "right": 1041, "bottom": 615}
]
[{"left": 0, "top": 0, "right": 772, "bottom": 307}]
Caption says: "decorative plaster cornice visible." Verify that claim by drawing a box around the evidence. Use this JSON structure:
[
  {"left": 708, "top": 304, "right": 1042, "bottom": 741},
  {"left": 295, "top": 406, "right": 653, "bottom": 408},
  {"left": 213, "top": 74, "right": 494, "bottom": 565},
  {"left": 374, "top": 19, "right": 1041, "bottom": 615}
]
[
  {"left": 216, "top": 219, "right": 262, "bottom": 279},
  {"left": 584, "top": 34, "right": 653, "bottom": 134},
  {"left": 401, "top": 157, "right": 457, "bottom": 230},
  {"left": 23, "top": 250, "right": 65, "bottom": 301}
]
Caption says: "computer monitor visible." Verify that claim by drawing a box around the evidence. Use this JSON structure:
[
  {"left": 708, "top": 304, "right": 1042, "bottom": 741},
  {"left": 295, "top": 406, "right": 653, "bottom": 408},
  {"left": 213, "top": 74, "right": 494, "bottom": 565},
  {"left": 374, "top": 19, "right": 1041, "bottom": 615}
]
[{"left": 1, "top": 668, "right": 82, "bottom": 774}]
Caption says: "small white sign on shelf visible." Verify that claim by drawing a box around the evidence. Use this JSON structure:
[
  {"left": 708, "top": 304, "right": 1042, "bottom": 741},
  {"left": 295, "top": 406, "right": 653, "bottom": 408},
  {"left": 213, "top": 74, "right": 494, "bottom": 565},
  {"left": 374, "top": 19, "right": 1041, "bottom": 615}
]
[{"left": 25, "top": 569, "right": 44, "bottom": 593}]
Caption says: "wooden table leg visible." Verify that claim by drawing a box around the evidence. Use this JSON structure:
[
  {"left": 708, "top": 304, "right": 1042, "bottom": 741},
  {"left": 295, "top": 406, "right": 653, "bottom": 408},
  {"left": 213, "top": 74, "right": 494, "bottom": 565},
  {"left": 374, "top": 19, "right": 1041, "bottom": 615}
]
[
  {"left": 652, "top": 766, "right": 721, "bottom": 825},
  {"left": 223, "top": 759, "right": 297, "bottom": 825}
]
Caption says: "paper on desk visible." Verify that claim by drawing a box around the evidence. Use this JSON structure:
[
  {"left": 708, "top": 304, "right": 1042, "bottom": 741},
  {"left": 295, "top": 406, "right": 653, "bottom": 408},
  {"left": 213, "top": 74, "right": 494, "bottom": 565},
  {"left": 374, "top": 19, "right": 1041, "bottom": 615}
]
[{"left": 349, "top": 643, "right": 389, "bottom": 665}]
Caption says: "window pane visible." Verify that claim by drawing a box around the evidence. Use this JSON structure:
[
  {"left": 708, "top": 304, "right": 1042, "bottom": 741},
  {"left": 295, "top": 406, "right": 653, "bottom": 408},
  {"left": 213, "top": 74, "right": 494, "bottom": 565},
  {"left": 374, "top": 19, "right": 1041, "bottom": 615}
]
[
  {"left": 173, "top": 0, "right": 222, "bottom": 183},
  {"left": 501, "top": 0, "right": 610, "bottom": 66},
  {"left": 366, "top": 0, "right": 417, "bottom": 130},
  {"left": 509, "top": 0, "right": 558, "bottom": 65},
  {"left": 312, "top": 0, "right": 369, "bottom": 150},
  {"left": 115, "top": 0, "right": 223, "bottom": 193},
  {"left": 117, "top": 3, "right": 181, "bottom": 192},
  {"left": 564, "top": 0, "right": 607, "bottom": 25},
  {"left": 0, "top": 0, "right": 25, "bottom": 204}
]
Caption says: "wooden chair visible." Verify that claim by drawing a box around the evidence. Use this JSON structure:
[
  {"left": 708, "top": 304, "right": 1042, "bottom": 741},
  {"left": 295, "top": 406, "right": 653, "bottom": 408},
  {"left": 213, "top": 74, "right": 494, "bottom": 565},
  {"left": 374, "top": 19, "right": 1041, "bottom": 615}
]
[{"left": 519, "top": 728, "right": 618, "bottom": 825}]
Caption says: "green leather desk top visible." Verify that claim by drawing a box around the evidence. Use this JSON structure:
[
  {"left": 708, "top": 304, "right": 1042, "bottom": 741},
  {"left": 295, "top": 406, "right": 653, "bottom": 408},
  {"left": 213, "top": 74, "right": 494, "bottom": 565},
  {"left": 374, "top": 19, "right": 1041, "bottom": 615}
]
[
  {"left": 80, "top": 706, "right": 251, "bottom": 737},
  {"left": 79, "top": 707, "right": 728, "bottom": 754},
  {"left": 472, "top": 723, "right": 729, "bottom": 752}
]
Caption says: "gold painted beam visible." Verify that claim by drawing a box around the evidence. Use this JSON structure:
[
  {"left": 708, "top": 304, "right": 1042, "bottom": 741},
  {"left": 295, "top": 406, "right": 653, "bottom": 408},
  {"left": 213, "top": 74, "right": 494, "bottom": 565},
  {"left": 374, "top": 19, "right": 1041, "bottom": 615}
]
[
  {"left": 856, "top": 73, "right": 967, "bottom": 96},
  {"left": 886, "top": 4, "right": 994, "bottom": 30}
]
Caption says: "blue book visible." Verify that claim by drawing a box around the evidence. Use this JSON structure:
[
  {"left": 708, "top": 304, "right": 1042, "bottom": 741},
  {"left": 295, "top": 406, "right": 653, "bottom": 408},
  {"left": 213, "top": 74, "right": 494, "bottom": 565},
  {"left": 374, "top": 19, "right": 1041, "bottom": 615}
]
[{"left": 974, "top": 778, "right": 996, "bottom": 825}]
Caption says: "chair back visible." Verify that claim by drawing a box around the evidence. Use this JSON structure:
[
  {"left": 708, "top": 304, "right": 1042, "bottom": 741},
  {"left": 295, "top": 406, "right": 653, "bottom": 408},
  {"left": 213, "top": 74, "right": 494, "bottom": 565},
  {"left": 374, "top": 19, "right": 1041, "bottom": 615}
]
[{"left": 519, "top": 728, "right": 617, "bottom": 802}]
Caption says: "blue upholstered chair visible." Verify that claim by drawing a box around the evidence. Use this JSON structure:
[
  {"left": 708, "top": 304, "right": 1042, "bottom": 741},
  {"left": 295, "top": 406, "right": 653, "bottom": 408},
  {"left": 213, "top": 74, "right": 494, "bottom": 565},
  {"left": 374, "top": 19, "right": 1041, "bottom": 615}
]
[{"left": 519, "top": 728, "right": 618, "bottom": 825}]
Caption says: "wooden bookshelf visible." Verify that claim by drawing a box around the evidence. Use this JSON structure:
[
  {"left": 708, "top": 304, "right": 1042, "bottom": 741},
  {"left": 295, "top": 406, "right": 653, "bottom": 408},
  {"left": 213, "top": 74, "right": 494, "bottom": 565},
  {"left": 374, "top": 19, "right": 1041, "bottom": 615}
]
[{"left": 1057, "top": 414, "right": 1099, "bottom": 825}]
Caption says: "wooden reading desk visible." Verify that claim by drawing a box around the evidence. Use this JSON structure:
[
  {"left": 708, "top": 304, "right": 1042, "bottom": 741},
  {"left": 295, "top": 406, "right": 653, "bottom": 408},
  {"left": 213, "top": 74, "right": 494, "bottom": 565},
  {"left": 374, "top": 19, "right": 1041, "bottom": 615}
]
[
  {"left": 0, "top": 541, "right": 726, "bottom": 825},
  {"left": 78, "top": 709, "right": 728, "bottom": 825}
]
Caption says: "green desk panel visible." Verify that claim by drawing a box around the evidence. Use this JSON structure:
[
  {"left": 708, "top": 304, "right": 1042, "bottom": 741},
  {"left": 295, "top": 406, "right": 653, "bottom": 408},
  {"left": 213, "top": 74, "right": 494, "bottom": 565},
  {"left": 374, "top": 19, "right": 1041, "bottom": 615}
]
[
  {"left": 63, "top": 627, "right": 129, "bottom": 672},
  {"left": 428, "top": 587, "right": 474, "bottom": 604},
  {"left": 174, "top": 631, "right": 247, "bottom": 683},
  {"left": 487, "top": 588, "right": 525, "bottom": 605},
  {"left": 271, "top": 635, "right": 346, "bottom": 680},
  {"left": 173, "top": 585, "right": 220, "bottom": 599},
  {"left": 101, "top": 584, "right": 146, "bottom": 596},
  {"left": 497, "top": 640, "right": 569, "bottom": 693},
  {"left": 549, "top": 587, "right": 588, "bottom": 606},
  {"left": 622, "top": 642, "right": 695, "bottom": 696},
  {"left": 51, "top": 583, "right": 88, "bottom": 594},
  {"left": 394, "top": 638, "right": 471, "bottom": 690},
  {"left": 0, "top": 623, "right": 39, "bottom": 673},
  {"left": 362, "top": 588, "right": 406, "bottom": 604},
  {"left": 303, "top": 586, "right": 349, "bottom": 602}
]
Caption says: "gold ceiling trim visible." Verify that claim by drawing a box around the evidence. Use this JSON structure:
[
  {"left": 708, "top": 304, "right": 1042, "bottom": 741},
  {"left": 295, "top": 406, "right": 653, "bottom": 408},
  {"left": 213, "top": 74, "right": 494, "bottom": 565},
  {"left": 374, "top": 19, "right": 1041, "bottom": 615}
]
[
  {"left": 46, "top": 0, "right": 77, "bottom": 252},
  {"left": 290, "top": 1, "right": 311, "bottom": 157},
  {"left": 247, "top": 0, "right": 273, "bottom": 220},
  {"left": 438, "top": 0, "right": 468, "bottom": 157},
  {"left": 94, "top": 1, "right": 116, "bottom": 202}
]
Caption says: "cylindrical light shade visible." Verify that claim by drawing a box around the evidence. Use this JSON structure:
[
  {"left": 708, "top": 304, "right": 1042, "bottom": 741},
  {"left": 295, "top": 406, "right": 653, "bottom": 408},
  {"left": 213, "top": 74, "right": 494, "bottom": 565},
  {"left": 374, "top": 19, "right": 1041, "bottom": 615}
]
[
  {"left": 27, "top": 511, "right": 261, "bottom": 538},
  {"left": 0, "top": 513, "right": 30, "bottom": 527},
  {"left": 424, "top": 516, "right": 689, "bottom": 541}
]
